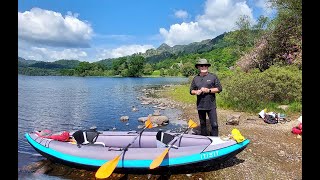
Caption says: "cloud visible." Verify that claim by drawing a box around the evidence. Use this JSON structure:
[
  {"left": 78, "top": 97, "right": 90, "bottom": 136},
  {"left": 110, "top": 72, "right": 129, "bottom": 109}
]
[
  {"left": 160, "top": 0, "right": 254, "bottom": 46},
  {"left": 174, "top": 10, "right": 189, "bottom": 19},
  {"left": 96, "top": 44, "right": 155, "bottom": 60},
  {"left": 18, "top": 7, "right": 93, "bottom": 48},
  {"left": 18, "top": 40, "right": 88, "bottom": 61},
  {"left": 160, "top": 22, "right": 212, "bottom": 46}
]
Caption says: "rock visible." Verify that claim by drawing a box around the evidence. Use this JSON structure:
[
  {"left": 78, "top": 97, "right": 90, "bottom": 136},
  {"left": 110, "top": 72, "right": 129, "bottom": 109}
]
[
  {"left": 157, "top": 106, "right": 166, "bottom": 110},
  {"left": 278, "top": 150, "right": 285, "bottom": 157},
  {"left": 226, "top": 114, "right": 240, "bottom": 125},
  {"left": 278, "top": 105, "right": 289, "bottom": 111},
  {"left": 120, "top": 116, "right": 129, "bottom": 122},
  {"left": 137, "top": 125, "right": 144, "bottom": 129},
  {"left": 34, "top": 161, "right": 53, "bottom": 174},
  {"left": 153, "top": 109, "right": 161, "bottom": 116},
  {"left": 151, "top": 116, "right": 169, "bottom": 125},
  {"left": 131, "top": 106, "right": 139, "bottom": 112},
  {"left": 297, "top": 135, "right": 301, "bottom": 139},
  {"left": 141, "top": 101, "right": 150, "bottom": 105},
  {"left": 138, "top": 115, "right": 169, "bottom": 126},
  {"left": 20, "top": 160, "right": 49, "bottom": 172}
]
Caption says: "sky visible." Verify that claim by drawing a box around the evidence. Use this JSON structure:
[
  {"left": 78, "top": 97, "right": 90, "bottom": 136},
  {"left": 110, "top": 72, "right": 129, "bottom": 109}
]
[{"left": 18, "top": 0, "right": 275, "bottom": 62}]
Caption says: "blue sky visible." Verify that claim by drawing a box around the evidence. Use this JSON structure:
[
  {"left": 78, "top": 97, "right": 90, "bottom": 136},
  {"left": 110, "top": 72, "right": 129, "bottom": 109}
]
[{"left": 18, "top": 0, "right": 275, "bottom": 62}]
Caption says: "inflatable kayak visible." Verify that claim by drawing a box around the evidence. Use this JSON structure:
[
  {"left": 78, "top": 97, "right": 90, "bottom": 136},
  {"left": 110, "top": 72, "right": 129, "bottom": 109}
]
[{"left": 25, "top": 128, "right": 250, "bottom": 172}]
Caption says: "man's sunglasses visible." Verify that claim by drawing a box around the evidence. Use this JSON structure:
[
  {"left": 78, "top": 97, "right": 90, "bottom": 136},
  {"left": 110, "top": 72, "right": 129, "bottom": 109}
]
[{"left": 198, "top": 65, "right": 208, "bottom": 67}]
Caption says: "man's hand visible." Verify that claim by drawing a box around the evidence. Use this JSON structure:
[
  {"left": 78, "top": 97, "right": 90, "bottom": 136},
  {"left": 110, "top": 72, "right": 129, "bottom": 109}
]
[
  {"left": 195, "top": 89, "right": 202, "bottom": 95},
  {"left": 200, "top": 87, "right": 209, "bottom": 93}
]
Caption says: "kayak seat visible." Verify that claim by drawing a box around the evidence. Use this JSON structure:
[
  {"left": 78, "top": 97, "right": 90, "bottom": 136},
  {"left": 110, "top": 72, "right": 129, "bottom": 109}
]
[
  {"left": 72, "top": 129, "right": 105, "bottom": 147},
  {"left": 156, "top": 131, "right": 175, "bottom": 148}
]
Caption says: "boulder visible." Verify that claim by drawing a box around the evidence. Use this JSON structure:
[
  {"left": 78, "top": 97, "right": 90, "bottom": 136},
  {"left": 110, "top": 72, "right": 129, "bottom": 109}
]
[{"left": 138, "top": 115, "right": 169, "bottom": 126}]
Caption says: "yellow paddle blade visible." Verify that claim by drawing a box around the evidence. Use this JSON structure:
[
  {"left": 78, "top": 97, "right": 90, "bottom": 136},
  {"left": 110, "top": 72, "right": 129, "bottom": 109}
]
[
  {"left": 188, "top": 119, "right": 198, "bottom": 128},
  {"left": 231, "top": 128, "right": 245, "bottom": 143},
  {"left": 149, "top": 148, "right": 169, "bottom": 169},
  {"left": 95, "top": 155, "right": 121, "bottom": 179},
  {"left": 145, "top": 118, "right": 153, "bottom": 128}
]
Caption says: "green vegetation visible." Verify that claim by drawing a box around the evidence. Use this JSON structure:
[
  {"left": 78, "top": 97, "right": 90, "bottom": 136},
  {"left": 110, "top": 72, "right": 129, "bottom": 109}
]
[
  {"left": 217, "top": 65, "right": 301, "bottom": 113},
  {"left": 18, "top": 0, "right": 302, "bottom": 114},
  {"left": 151, "top": 70, "right": 160, "bottom": 77}
]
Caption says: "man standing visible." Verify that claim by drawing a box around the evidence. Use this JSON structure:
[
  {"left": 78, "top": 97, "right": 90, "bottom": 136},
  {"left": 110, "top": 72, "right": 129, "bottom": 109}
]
[{"left": 190, "top": 58, "right": 222, "bottom": 136}]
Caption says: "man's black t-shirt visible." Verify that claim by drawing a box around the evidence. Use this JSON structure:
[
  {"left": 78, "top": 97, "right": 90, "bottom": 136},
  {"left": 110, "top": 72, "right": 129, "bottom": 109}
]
[{"left": 189, "top": 72, "right": 222, "bottom": 110}]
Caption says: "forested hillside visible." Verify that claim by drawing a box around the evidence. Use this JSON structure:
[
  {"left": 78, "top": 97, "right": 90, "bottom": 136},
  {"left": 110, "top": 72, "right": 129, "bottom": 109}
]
[{"left": 18, "top": 32, "right": 228, "bottom": 76}]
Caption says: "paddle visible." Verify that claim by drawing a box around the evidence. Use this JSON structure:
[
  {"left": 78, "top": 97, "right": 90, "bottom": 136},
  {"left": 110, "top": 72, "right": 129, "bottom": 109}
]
[
  {"left": 149, "top": 119, "right": 198, "bottom": 169},
  {"left": 95, "top": 118, "right": 153, "bottom": 179}
]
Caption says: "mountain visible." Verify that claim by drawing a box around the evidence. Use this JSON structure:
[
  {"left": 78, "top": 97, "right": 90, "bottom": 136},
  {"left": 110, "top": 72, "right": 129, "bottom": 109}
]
[
  {"left": 18, "top": 57, "right": 81, "bottom": 69},
  {"left": 140, "top": 32, "right": 227, "bottom": 63},
  {"left": 19, "top": 32, "right": 228, "bottom": 67},
  {"left": 157, "top": 43, "right": 171, "bottom": 52},
  {"left": 18, "top": 56, "right": 39, "bottom": 67}
]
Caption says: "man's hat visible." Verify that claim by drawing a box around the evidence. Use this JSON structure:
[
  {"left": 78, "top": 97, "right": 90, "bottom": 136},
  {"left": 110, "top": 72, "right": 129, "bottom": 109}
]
[{"left": 195, "top": 58, "right": 211, "bottom": 68}]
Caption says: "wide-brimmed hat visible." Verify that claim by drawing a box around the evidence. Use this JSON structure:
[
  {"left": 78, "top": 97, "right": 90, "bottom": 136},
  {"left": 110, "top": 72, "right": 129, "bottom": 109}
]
[{"left": 195, "top": 58, "right": 211, "bottom": 68}]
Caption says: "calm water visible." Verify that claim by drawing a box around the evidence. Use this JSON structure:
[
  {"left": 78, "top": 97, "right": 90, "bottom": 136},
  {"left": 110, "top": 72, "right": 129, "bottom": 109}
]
[{"left": 18, "top": 75, "right": 188, "bottom": 179}]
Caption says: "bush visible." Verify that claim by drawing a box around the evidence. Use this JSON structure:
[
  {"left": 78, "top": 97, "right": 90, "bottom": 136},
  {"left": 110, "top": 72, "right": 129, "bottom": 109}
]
[
  {"left": 219, "top": 65, "right": 301, "bottom": 112},
  {"left": 152, "top": 70, "right": 161, "bottom": 76}
]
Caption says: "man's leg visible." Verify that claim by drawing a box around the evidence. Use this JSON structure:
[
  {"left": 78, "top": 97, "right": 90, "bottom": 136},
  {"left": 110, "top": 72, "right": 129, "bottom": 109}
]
[
  {"left": 208, "top": 108, "right": 218, "bottom": 136},
  {"left": 198, "top": 110, "right": 208, "bottom": 136}
]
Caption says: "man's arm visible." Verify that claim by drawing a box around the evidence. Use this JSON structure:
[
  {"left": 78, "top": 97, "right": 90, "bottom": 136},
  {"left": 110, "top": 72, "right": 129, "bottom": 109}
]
[{"left": 190, "top": 78, "right": 202, "bottom": 95}]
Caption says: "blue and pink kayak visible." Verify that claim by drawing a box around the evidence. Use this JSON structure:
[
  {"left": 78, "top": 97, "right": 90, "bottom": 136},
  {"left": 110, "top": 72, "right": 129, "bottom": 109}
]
[{"left": 25, "top": 130, "right": 250, "bottom": 171}]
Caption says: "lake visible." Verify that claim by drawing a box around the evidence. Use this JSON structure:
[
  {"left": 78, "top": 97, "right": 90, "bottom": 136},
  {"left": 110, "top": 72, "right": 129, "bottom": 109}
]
[{"left": 18, "top": 75, "right": 188, "bottom": 179}]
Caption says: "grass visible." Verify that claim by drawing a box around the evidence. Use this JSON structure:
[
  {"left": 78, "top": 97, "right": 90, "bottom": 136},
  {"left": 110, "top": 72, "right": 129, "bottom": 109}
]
[{"left": 162, "top": 84, "right": 196, "bottom": 104}]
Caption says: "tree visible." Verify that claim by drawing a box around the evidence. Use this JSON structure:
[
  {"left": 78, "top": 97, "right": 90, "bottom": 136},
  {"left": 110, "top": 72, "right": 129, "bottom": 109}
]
[
  {"left": 159, "top": 68, "right": 165, "bottom": 77},
  {"left": 112, "top": 57, "right": 127, "bottom": 75},
  {"left": 143, "top": 63, "right": 154, "bottom": 75},
  {"left": 127, "top": 55, "right": 145, "bottom": 77},
  {"left": 267, "top": 0, "right": 302, "bottom": 67},
  {"left": 181, "top": 62, "right": 197, "bottom": 77},
  {"left": 75, "top": 62, "right": 92, "bottom": 76},
  {"left": 253, "top": 15, "right": 269, "bottom": 31}
]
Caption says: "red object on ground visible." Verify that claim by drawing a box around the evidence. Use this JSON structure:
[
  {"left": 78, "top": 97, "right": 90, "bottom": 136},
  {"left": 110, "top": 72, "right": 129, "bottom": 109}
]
[{"left": 292, "top": 123, "right": 302, "bottom": 135}]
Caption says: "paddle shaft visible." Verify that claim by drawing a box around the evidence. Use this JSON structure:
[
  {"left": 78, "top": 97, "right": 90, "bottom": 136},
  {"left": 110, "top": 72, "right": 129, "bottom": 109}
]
[
  {"left": 121, "top": 125, "right": 149, "bottom": 153},
  {"left": 166, "top": 124, "right": 193, "bottom": 150}
]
